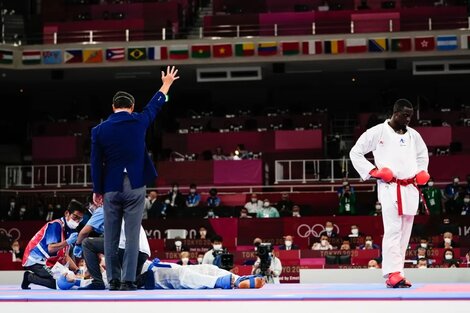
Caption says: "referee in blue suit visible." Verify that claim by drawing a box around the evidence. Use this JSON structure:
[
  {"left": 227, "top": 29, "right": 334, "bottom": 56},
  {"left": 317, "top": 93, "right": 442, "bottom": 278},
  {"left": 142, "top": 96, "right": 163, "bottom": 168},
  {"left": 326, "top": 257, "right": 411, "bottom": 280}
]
[{"left": 91, "top": 66, "right": 179, "bottom": 290}]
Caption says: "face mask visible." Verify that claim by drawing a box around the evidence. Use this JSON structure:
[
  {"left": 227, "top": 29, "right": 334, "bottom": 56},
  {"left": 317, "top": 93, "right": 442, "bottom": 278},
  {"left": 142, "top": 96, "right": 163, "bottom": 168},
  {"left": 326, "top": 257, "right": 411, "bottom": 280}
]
[
  {"left": 366, "top": 240, "right": 372, "bottom": 246},
  {"left": 420, "top": 243, "right": 428, "bottom": 249},
  {"left": 12, "top": 246, "right": 19, "bottom": 253},
  {"left": 418, "top": 255, "right": 425, "bottom": 259},
  {"left": 173, "top": 187, "right": 178, "bottom": 192},
  {"left": 418, "top": 266, "right": 427, "bottom": 269},
  {"left": 285, "top": 240, "right": 292, "bottom": 247},
  {"left": 263, "top": 202, "right": 270, "bottom": 207},
  {"left": 66, "top": 218, "right": 79, "bottom": 230},
  {"left": 200, "top": 231, "right": 207, "bottom": 236},
  {"left": 375, "top": 205, "right": 382, "bottom": 210},
  {"left": 10, "top": 202, "right": 15, "bottom": 207},
  {"left": 428, "top": 182, "right": 434, "bottom": 187},
  {"left": 454, "top": 179, "right": 459, "bottom": 184},
  {"left": 175, "top": 241, "right": 182, "bottom": 247},
  {"left": 444, "top": 238, "right": 451, "bottom": 244},
  {"left": 240, "top": 213, "right": 247, "bottom": 218},
  {"left": 445, "top": 254, "right": 453, "bottom": 260},
  {"left": 321, "top": 240, "right": 328, "bottom": 246},
  {"left": 251, "top": 198, "right": 257, "bottom": 203},
  {"left": 190, "top": 189, "right": 196, "bottom": 193},
  {"left": 351, "top": 229, "right": 359, "bottom": 235},
  {"left": 464, "top": 198, "right": 470, "bottom": 204},
  {"left": 182, "top": 257, "right": 189, "bottom": 263},
  {"left": 213, "top": 244, "right": 222, "bottom": 251},
  {"left": 165, "top": 199, "right": 170, "bottom": 204},
  {"left": 293, "top": 212, "right": 300, "bottom": 217},
  {"left": 326, "top": 227, "right": 333, "bottom": 232},
  {"left": 20, "top": 208, "right": 26, "bottom": 213},
  {"left": 197, "top": 257, "right": 203, "bottom": 263},
  {"left": 368, "top": 266, "right": 376, "bottom": 269}
]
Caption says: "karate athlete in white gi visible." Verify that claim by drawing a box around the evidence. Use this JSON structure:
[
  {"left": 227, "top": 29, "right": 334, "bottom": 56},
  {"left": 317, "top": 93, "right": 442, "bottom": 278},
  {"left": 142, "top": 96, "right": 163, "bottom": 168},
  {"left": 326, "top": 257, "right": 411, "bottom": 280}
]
[{"left": 350, "top": 99, "right": 430, "bottom": 288}]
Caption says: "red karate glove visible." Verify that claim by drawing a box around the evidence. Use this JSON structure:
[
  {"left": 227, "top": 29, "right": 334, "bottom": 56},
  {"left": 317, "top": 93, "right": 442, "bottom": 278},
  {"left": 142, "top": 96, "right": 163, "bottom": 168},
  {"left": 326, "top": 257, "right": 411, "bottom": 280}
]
[
  {"left": 369, "top": 167, "right": 394, "bottom": 183},
  {"left": 415, "top": 170, "right": 430, "bottom": 185}
]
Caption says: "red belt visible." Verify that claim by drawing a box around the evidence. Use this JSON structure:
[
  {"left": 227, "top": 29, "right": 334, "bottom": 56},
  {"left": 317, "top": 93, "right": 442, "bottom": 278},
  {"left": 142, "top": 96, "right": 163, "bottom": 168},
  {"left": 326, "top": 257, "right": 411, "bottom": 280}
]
[{"left": 389, "top": 177, "right": 417, "bottom": 215}]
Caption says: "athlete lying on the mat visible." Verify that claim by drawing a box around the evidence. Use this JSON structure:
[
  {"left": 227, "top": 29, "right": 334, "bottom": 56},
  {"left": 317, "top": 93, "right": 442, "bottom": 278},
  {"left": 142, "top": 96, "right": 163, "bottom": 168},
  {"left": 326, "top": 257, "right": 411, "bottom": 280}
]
[{"left": 56, "top": 258, "right": 265, "bottom": 290}]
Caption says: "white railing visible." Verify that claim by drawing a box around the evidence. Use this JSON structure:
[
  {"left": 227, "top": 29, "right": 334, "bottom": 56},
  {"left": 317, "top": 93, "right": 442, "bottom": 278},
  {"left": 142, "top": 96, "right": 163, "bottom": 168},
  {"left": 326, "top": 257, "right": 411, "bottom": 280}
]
[
  {"left": 274, "top": 158, "right": 363, "bottom": 184},
  {"left": 5, "top": 164, "right": 92, "bottom": 188}
]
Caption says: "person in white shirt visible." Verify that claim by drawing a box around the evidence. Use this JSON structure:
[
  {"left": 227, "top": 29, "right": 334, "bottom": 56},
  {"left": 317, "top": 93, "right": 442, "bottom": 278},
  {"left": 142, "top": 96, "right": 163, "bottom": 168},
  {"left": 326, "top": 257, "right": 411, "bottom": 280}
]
[
  {"left": 244, "top": 193, "right": 263, "bottom": 215},
  {"left": 350, "top": 99, "right": 429, "bottom": 288}
]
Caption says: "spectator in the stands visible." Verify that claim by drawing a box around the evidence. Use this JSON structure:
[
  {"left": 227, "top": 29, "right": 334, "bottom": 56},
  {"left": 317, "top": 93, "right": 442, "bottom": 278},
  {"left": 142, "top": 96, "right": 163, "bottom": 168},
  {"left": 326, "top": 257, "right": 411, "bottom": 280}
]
[
  {"left": 443, "top": 176, "right": 463, "bottom": 214},
  {"left": 319, "top": 221, "right": 338, "bottom": 238},
  {"left": 369, "top": 201, "right": 382, "bottom": 216},
  {"left": 358, "top": 235, "right": 381, "bottom": 250},
  {"left": 337, "top": 179, "right": 355, "bottom": 198},
  {"left": 6, "top": 197, "right": 18, "bottom": 221},
  {"left": 244, "top": 193, "right": 263, "bottom": 215},
  {"left": 147, "top": 191, "right": 167, "bottom": 219},
  {"left": 340, "top": 240, "right": 351, "bottom": 251},
  {"left": 291, "top": 205, "right": 301, "bottom": 217},
  {"left": 143, "top": 191, "right": 156, "bottom": 220},
  {"left": 368, "top": 259, "right": 380, "bottom": 269},
  {"left": 422, "top": 177, "right": 444, "bottom": 215},
  {"left": 10, "top": 240, "right": 24, "bottom": 262},
  {"left": 171, "top": 236, "right": 189, "bottom": 253},
  {"left": 206, "top": 188, "right": 221, "bottom": 209},
  {"left": 45, "top": 203, "right": 54, "bottom": 221},
  {"left": 279, "top": 235, "right": 299, "bottom": 250},
  {"left": 338, "top": 183, "right": 357, "bottom": 215},
  {"left": 311, "top": 235, "right": 334, "bottom": 250},
  {"left": 276, "top": 192, "right": 294, "bottom": 217},
  {"left": 196, "top": 253, "right": 204, "bottom": 265},
  {"left": 235, "top": 144, "right": 249, "bottom": 159},
  {"left": 176, "top": 251, "right": 194, "bottom": 266},
  {"left": 256, "top": 199, "right": 280, "bottom": 218},
  {"left": 204, "top": 208, "right": 219, "bottom": 219},
  {"left": 459, "top": 194, "right": 470, "bottom": 215},
  {"left": 416, "top": 258, "right": 429, "bottom": 269},
  {"left": 414, "top": 247, "right": 432, "bottom": 266},
  {"left": 185, "top": 183, "right": 201, "bottom": 217},
  {"left": 419, "top": 237, "right": 432, "bottom": 250},
  {"left": 438, "top": 217, "right": 459, "bottom": 235},
  {"left": 165, "top": 182, "right": 185, "bottom": 217},
  {"left": 17, "top": 203, "right": 30, "bottom": 221},
  {"left": 465, "top": 174, "right": 470, "bottom": 195},
  {"left": 52, "top": 203, "right": 65, "bottom": 220},
  {"left": 348, "top": 224, "right": 364, "bottom": 238},
  {"left": 443, "top": 249, "right": 459, "bottom": 267},
  {"left": 239, "top": 207, "right": 253, "bottom": 218},
  {"left": 212, "top": 146, "right": 228, "bottom": 160},
  {"left": 196, "top": 226, "right": 211, "bottom": 240},
  {"left": 439, "top": 232, "right": 458, "bottom": 248}
]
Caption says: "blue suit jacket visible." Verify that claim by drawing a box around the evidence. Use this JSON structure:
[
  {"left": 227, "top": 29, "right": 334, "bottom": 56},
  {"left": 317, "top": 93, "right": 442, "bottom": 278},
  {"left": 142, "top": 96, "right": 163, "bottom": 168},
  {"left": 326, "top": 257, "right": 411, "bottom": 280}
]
[{"left": 91, "top": 91, "right": 166, "bottom": 194}]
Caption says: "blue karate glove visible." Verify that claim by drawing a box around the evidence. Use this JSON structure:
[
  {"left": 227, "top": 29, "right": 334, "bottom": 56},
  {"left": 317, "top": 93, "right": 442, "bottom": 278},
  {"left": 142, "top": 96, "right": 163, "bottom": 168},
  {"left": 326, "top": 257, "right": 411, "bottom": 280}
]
[
  {"left": 73, "top": 244, "right": 83, "bottom": 258},
  {"left": 66, "top": 232, "right": 78, "bottom": 245}
]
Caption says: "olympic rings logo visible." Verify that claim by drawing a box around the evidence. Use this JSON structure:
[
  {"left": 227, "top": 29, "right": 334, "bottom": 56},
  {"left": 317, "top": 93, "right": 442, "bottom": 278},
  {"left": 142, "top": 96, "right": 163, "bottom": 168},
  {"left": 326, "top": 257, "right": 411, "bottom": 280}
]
[
  {"left": 0, "top": 228, "right": 21, "bottom": 241},
  {"left": 296, "top": 224, "right": 340, "bottom": 238}
]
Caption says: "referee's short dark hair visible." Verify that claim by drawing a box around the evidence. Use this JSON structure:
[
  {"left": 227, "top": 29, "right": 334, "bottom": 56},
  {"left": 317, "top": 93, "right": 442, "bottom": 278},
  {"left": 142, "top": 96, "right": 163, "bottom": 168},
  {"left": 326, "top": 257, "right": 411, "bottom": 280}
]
[{"left": 113, "top": 91, "right": 135, "bottom": 108}]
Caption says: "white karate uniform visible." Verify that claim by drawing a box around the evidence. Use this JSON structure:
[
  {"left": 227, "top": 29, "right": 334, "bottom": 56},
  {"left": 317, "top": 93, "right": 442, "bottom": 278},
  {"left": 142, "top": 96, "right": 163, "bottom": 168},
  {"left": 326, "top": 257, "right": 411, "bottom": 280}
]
[
  {"left": 350, "top": 120, "right": 428, "bottom": 277},
  {"left": 142, "top": 261, "right": 238, "bottom": 289}
]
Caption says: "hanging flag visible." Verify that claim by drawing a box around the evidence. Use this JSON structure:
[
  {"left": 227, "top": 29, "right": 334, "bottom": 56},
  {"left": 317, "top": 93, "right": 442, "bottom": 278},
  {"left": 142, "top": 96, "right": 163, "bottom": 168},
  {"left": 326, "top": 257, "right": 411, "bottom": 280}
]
[
  {"left": 390, "top": 38, "right": 412, "bottom": 52},
  {"left": 368, "top": 38, "right": 388, "bottom": 52},
  {"left": 128, "top": 47, "right": 146, "bottom": 61},
  {"left": 235, "top": 43, "right": 255, "bottom": 56},
  {"left": 258, "top": 42, "right": 278, "bottom": 56},
  {"left": 462, "top": 35, "right": 470, "bottom": 49},
  {"left": 148, "top": 46, "right": 168, "bottom": 60},
  {"left": 346, "top": 38, "right": 367, "bottom": 53},
  {"left": 64, "top": 49, "right": 83, "bottom": 63},
  {"left": 280, "top": 42, "right": 300, "bottom": 56},
  {"left": 191, "top": 44, "right": 211, "bottom": 58},
  {"left": 22, "top": 50, "right": 41, "bottom": 65},
  {"left": 83, "top": 49, "right": 103, "bottom": 63},
  {"left": 169, "top": 45, "right": 189, "bottom": 59},
  {"left": 324, "top": 39, "right": 345, "bottom": 54},
  {"left": 213, "top": 44, "right": 233, "bottom": 58},
  {"left": 42, "top": 50, "right": 62, "bottom": 64},
  {"left": 106, "top": 47, "right": 125, "bottom": 61},
  {"left": 302, "top": 40, "right": 322, "bottom": 55},
  {"left": 436, "top": 35, "right": 458, "bottom": 51},
  {"left": 414, "top": 36, "right": 435, "bottom": 51}
]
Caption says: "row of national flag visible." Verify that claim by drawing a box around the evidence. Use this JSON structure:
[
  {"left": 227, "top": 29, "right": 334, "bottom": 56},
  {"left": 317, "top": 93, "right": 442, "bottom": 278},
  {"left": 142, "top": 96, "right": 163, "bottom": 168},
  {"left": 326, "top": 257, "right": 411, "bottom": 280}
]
[{"left": 0, "top": 34, "right": 469, "bottom": 65}]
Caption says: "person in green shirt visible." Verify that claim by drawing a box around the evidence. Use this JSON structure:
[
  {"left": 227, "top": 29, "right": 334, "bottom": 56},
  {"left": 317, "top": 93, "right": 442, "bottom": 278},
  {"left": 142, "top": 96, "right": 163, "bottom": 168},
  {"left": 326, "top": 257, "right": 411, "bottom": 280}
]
[
  {"left": 338, "top": 184, "right": 357, "bottom": 215},
  {"left": 256, "top": 199, "right": 280, "bottom": 218},
  {"left": 422, "top": 178, "right": 444, "bottom": 215}
]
